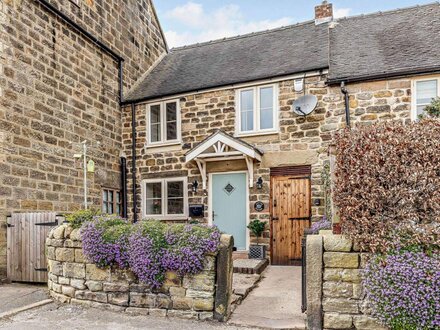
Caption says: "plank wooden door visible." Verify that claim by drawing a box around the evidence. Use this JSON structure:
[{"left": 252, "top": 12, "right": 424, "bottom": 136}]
[
  {"left": 7, "top": 212, "right": 62, "bottom": 283},
  {"left": 270, "top": 176, "right": 311, "bottom": 265}
]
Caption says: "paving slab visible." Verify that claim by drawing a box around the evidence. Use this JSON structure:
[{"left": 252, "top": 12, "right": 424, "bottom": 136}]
[
  {"left": 233, "top": 259, "right": 268, "bottom": 274},
  {"left": 228, "top": 266, "right": 306, "bottom": 329},
  {"left": 0, "top": 283, "right": 49, "bottom": 314}
]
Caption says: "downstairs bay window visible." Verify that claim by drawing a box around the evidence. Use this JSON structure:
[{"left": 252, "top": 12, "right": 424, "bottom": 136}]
[
  {"left": 147, "top": 100, "right": 181, "bottom": 146},
  {"left": 236, "top": 84, "right": 278, "bottom": 136},
  {"left": 141, "top": 177, "right": 188, "bottom": 219}
]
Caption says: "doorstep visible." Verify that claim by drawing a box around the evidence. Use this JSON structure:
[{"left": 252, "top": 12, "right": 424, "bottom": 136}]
[{"left": 233, "top": 258, "right": 269, "bottom": 274}]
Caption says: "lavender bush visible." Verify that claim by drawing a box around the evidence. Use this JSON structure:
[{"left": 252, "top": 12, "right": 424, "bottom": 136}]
[
  {"left": 363, "top": 251, "right": 440, "bottom": 329},
  {"left": 81, "top": 217, "right": 221, "bottom": 289}
]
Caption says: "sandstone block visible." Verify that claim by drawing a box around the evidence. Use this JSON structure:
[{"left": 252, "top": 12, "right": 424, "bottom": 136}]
[
  {"left": 183, "top": 272, "right": 215, "bottom": 292},
  {"left": 324, "top": 252, "right": 359, "bottom": 268},
  {"left": 186, "top": 289, "right": 213, "bottom": 298},
  {"left": 52, "top": 226, "right": 65, "bottom": 239},
  {"left": 85, "top": 280, "right": 103, "bottom": 292},
  {"left": 322, "top": 298, "right": 359, "bottom": 313},
  {"left": 75, "top": 290, "right": 108, "bottom": 303},
  {"left": 202, "top": 256, "right": 216, "bottom": 271},
  {"left": 353, "top": 315, "right": 387, "bottom": 330},
  {"left": 56, "top": 248, "right": 75, "bottom": 262},
  {"left": 169, "top": 286, "right": 186, "bottom": 297},
  {"left": 324, "top": 313, "right": 353, "bottom": 329},
  {"left": 86, "top": 264, "right": 110, "bottom": 281},
  {"left": 171, "top": 297, "right": 193, "bottom": 310},
  {"left": 193, "top": 298, "right": 214, "bottom": 311},
  {"left": 125, "top": 307, "right": 149, "bottom": 316},
  {"left": 62, "top": 286, "right": 75, "bottom": 297},
  {"left": 198, "top": 312, "right": 214, "bottom": 321},
  {"left": 52, "top": 282, "right": 62, "bottom": 293},
  {"left": 50, "top": 291, "right": 71, "bottom": 304},
  {"left": 110, "top": 268, "right": 136, "bottom": 283},
  {"left": 130, "top": 283, "right": 151, "bottom": 293},
  {"left": 324, "top": 235, "right": 352, "bottom": 252},
  {"left": 46, "top": 246, "right": 55, "bottom": 260},
  {"left": 70, "top": 229, "right": 81, "bottom": 241},
  {"left": 156, "top": 294, "right": 172, "bottom": 309},
  {"left": 130, "top": 292, "right": 156, "bottom": 308},
  {"left": 323, "top": 282, "right": 353, "bottom": 298},
  {"left": 58, "top": 276, "right": 70, "bottom": 285},
  {"left": 167, "top": 310, "right": 198, "bottom": 320},
  {"left": 103, "top": 282, "right": 129, "bottom": 292},
  {"left": 108, "top": 292, "right": 129, "bottom": 306},
  {"left": 48, "top": 260, "right": 63, "bottom": 276},
  {"left": 164, "top": 271, "right": 182, "bottom": 287},
  {"left": 63, "top": 262, "right": 85, "bottom": 278},
  {"left": 74, "top": 249, "right": 85, "bottom": 263},
  {"left": 323, "top": 269, "right": 361, "bottom": 283},
  {"left": 70, "top": 279, "right": 86, "bottom": 290}
]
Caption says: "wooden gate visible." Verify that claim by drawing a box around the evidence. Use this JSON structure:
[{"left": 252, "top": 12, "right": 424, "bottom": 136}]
[
  {"left": 270, "top": 174, "right": 311, "bottom": 265},
  {"left": 7, "top": 212, "right": 63, "bottom": 283}
]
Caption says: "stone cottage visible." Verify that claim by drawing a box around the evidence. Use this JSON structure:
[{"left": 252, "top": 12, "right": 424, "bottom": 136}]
[{"left": 1, "top": 1, "right": 440, "bottom": 278}]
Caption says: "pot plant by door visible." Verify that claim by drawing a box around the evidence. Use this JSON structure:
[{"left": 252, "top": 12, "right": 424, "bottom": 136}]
[{"left": 247, "top": 219, "right": 267, "bottom": 259}]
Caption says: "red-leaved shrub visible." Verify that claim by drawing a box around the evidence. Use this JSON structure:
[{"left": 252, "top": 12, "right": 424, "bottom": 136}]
[{"left": 333, "top": 119, "right": 440, "bottom": 252}]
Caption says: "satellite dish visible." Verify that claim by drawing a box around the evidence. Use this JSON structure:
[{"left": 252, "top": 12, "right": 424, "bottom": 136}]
[{"left": 292, "top": 95, "right": 318, "bottom": 116}]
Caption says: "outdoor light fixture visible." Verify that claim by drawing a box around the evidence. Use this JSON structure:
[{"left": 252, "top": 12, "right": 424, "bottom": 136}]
[
  {"left": 256, "top": 177, "right": 263, "bottom": 189},
  {"left": 192, "top": 180, "right": 199, "bottom": 193},
  {"left": 294, "top": 78, "right": 304, "bottom": 92}
]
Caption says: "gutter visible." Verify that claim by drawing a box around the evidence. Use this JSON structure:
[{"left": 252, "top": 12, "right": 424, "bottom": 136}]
[{"left": 35, "top": 0, "right": 125, "bottom": 104}]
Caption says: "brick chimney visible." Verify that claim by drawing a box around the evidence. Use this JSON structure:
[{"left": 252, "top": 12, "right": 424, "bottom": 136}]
[{"left": 315, "top": 1, "right": 333, "bottom": 25}]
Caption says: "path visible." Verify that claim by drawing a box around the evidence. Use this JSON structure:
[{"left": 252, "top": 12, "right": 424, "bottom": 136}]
[
  {"left": 0, "top": 283, "right": 49, "bottom": 314},
  {"left": 228, "top": 266, "right": 306, "bottom": 329}
]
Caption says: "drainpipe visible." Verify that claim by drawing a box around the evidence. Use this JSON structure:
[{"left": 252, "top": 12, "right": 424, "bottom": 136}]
[
  {"left": 341, "top": 82, "right": 351, "bottom": 129},
  {"left": 131, "top": 104, "right": 138, "bottom": 223},
  {"left": 120, "top": 153, "right": 128, "bottom": 219}
]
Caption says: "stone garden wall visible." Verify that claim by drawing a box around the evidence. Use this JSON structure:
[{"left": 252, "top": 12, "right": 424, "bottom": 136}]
[
  {"left": 307, "top": 233, "right": 387, "bottom": 330},
  {"left": 46, "top": 225, "right": 233, "bottom": 321}
]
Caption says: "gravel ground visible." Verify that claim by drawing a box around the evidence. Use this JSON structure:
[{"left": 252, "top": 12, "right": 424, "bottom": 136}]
[{"left": 0, "top": 303, "right": 253, "bottom": 330}]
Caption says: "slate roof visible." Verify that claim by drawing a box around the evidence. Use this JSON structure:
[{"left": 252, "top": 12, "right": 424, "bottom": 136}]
[
  {"left": 328, "top": 2, "right": 440, "bottom": 83},
  {"left": 124, "top": 21, "right": 329, "bottom": 103},
  {"left": 124, "top": 2, "right": 440, "bottom": 103}
]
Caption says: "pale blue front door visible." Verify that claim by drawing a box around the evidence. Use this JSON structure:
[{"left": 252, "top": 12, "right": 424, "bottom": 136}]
[{"left": 211, "top": 173, "right": 247, "bottom": 250}]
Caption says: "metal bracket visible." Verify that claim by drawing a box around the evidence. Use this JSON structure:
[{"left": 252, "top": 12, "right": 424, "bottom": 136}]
[
  {"left": 35, "top": 221, "right": 59, "bottom": 226},
  {"left": 7, "top": 223, "right": 14, "bottom": 228},
  {"left": 34, "top": 268, "right": 48, "bottom": 272}
]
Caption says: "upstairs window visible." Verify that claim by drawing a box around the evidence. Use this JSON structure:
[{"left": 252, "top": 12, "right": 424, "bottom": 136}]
[
  {"left": 236, "top": 85, "right": 278, "bottom": 135},
  {"left": 413, "top": 79, "right": 440, "bottom": 119},
  {"left": 147, "top": 100, "right": 180, "bottom": 146},
  {"left": 142, "top": 177, "right": 188, "bottom": 219}
]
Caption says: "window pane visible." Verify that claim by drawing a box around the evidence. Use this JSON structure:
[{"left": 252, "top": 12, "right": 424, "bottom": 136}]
[
  {"left": 240, "top": 90, "right": 254, "bottom": 131},
  {"left": 416, "top": 80, "right": 437, "bottom": 105},
  {"left": 166, "top": 102, "right": 177, "bottom": 140},
  {"left": 116, "top": 204, "right": 121, "bottom": 216},
  {"left": 146, "top": 182, "right": 162, "bottom": 199},
  {"left": 102, "top": 202, "right": 107, "bottom": 214},
  {"left": 108, "top": 191, "right": 113, "bottom": 203},
  {"left": 168, "top": 198, "right": 184, "bottom": 215},
  {"left": 167, "top": 181, "right": 183, "bottom": 198},
  {"left": 150, "top": 105, "right": 161, "bottom": 142},
  {"left": 260, "top": 87, "right": 274, "bottom": 129},
  {"left": 102, "top": 190, "right": 108, "bottom": 202},
  {"left": 116, "top": 192, "right": 121, "bottom": 203},
  {"left": 108, "top": 202, "right": 114, "bottom": 214},
  {"left": 146, "top": 182, "right": 162, "bottom": 215}
]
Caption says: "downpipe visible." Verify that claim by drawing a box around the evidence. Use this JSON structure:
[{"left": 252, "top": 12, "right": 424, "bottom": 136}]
[{"left": 341, "top": 81, "right": 351, "bottom": 129}]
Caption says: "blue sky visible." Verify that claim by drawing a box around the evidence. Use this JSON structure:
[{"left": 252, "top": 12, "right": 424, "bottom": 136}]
[{"left": 154, "top": 0, "right": 434, "bottom": 48}]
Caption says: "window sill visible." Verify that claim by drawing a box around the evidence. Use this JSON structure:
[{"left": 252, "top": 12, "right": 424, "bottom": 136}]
[
  {"left": 145, "top": 141, "right": 182, "bottom": 149},
  {"left": 143, "top": 215, "right": 189, "bottom": 221},
  {"left": 235, "top": 130, "right": 279, "bottom": 138}
]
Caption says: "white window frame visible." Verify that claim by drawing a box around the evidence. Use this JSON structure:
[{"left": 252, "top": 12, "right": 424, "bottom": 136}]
[
  {"left": 235, "top": 84, "right": 279, "bottom": 136},
  {"left": 141, "top": 177, "right": 188, "bottom": 220},
  {"left": 146, "top": 100, "right": 181, "bottom": 147},
  {"left": 411, "top": 77, "right": 440, "bottom": 120}
]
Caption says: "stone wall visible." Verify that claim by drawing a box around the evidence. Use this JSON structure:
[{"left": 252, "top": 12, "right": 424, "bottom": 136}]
[
  {"left": 46, "top": 224, "right": 233, "bottom": 321},
  {"left": 307, "top": 233, "right": 387, "bottom": 330},
  {"left": 0, "top": 0, "right": 167, "bottom": 277},
  {"left": 122, "top": 74, "right": 420, "bottom": 249}
]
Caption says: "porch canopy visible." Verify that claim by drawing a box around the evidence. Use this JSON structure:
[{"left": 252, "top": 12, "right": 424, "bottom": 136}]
[{"left": 185, "top": 130, "right": 263, "bottom": 189}]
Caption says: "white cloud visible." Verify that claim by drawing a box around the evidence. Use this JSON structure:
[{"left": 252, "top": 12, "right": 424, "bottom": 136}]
[
  {"left": 164, "top": 2, "right": 293, "bottom": 48},
  {"left": 333, "top": 8, "right": 352, "bottom": 18}
]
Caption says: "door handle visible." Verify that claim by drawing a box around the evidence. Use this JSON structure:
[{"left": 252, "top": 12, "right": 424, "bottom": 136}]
[
  {"left": 272, "top": 217, "right": 279, "bottom": 221},
  {"left": 212, "top": 211, "right": 218, "bottom": 222}
]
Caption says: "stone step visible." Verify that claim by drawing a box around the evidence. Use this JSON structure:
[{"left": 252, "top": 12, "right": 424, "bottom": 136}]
[{"left": 233, "top": 258, "right": 269, "bottom": 274}]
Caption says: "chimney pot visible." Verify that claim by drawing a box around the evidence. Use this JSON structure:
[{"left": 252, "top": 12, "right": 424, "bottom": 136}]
[{"left": 315, "top": 1, "right": 333, "bottom": 25}]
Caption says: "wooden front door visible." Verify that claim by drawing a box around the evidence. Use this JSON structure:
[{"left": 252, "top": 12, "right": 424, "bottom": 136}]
[{"left": 270, "top": 175, "right": 311, "bottom": 265}]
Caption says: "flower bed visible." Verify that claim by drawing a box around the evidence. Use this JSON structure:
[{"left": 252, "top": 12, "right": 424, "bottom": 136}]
[{"left": 46, "top": 218, "right": 233, "bottom": 321}]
